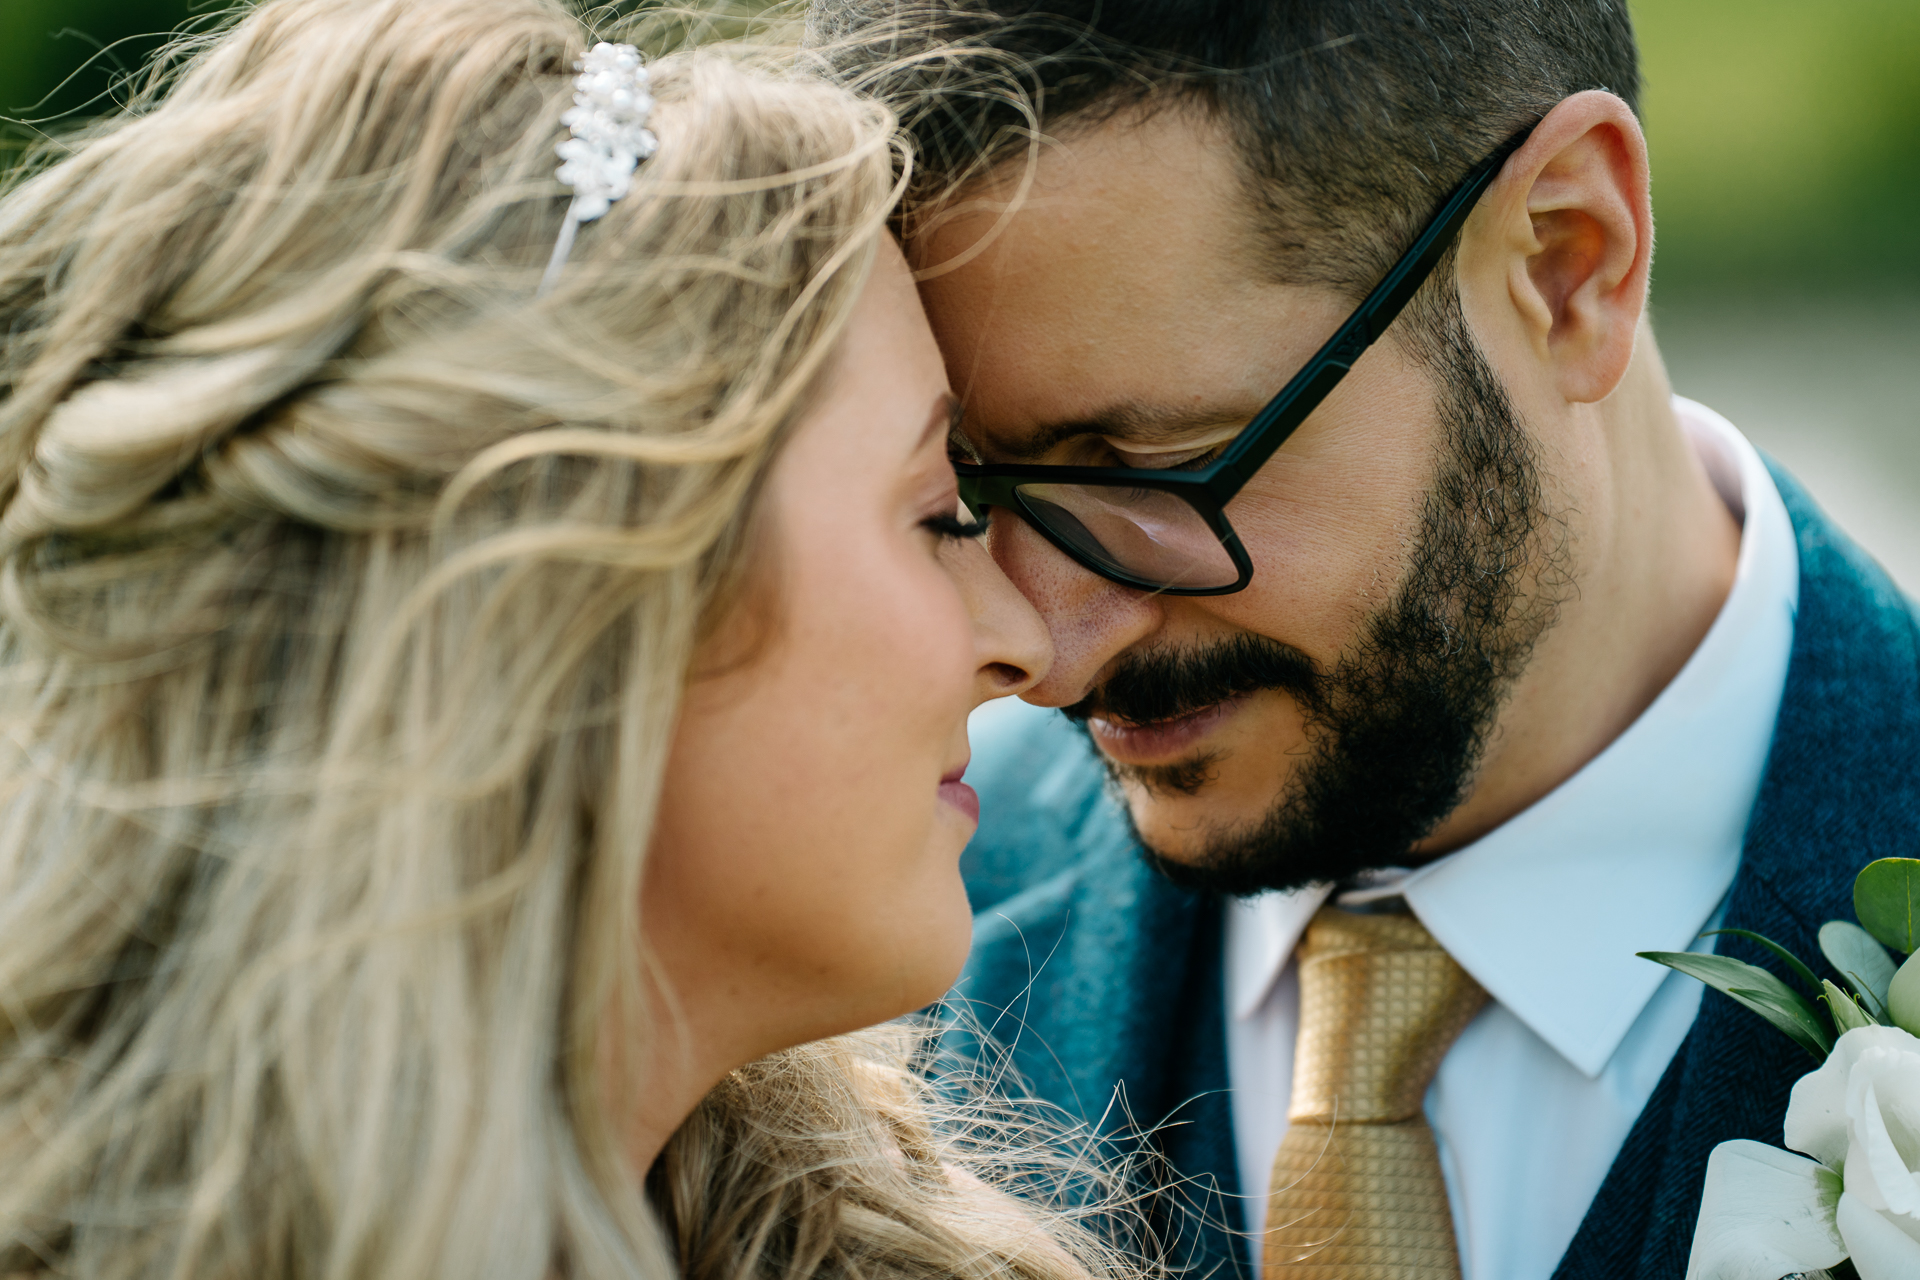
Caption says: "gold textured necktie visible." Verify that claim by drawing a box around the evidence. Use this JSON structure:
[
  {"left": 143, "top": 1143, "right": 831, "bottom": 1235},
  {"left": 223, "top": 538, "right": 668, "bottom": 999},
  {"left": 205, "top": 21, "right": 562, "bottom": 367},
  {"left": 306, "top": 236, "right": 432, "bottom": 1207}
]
[{"left": 1262, "top": 906, "right": 1490, "bottom": 1279}]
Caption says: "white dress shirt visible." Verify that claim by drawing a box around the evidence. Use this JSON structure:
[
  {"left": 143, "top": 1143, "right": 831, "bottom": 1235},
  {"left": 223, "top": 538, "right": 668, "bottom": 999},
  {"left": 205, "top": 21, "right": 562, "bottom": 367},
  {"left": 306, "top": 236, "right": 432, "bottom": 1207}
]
[{"left": 1225, "top": 398, "right": 1801, "bottom": 1280}]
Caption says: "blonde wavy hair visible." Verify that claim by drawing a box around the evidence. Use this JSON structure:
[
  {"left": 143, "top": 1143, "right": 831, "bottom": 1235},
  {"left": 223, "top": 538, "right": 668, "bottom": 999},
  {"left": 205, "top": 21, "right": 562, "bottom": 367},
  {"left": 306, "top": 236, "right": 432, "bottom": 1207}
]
[{"left": 0, "top": 3, "right": 1137, "bottom": 1279}]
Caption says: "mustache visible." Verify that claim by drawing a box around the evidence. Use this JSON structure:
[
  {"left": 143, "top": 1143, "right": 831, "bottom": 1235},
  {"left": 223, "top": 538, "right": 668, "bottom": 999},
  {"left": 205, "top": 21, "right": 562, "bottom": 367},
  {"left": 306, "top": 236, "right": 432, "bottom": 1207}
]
[{"left": 1062, "top": 633, "right": 1323, "bottom": 727}]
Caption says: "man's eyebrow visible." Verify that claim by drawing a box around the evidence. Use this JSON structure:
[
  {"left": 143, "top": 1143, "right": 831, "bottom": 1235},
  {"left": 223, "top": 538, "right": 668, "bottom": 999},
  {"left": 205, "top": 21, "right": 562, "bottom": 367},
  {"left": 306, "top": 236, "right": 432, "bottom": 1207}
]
[{"left": 980, "top": 402, "right": 1248, "bottom": 462}]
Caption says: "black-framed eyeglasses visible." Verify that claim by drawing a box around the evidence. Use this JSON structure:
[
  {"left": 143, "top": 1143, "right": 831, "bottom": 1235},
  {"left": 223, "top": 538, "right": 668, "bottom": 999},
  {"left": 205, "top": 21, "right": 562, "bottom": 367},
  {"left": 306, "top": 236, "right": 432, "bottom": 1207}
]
[{"left": 955, "top": 124, "right": 1537, "bottom": 596}]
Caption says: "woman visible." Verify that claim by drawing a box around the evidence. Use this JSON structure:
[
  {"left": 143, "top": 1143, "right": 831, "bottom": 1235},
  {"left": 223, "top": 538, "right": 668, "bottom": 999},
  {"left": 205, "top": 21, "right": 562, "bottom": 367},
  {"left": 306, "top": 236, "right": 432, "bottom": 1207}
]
[{"left": 0, "top": 2, "right": 1129, "bottom": 1277}]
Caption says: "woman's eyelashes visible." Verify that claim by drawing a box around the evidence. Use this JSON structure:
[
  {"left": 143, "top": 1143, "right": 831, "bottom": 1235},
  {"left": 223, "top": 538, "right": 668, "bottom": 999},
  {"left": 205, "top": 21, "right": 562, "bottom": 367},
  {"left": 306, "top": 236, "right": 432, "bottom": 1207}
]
[{"left": 922, "top": 507, "right": 990, "bottom": 541}]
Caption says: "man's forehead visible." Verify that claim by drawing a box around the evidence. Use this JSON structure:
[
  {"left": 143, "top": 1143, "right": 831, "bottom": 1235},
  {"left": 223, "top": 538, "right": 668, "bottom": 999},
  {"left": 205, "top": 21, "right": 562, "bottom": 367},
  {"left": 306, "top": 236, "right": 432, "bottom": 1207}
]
[
  {"left": 910, "top": 107, "right": 1255, "bottom": 332},
  {"left": 910, "top": 108, "right": 1345, "bottom": 455}
]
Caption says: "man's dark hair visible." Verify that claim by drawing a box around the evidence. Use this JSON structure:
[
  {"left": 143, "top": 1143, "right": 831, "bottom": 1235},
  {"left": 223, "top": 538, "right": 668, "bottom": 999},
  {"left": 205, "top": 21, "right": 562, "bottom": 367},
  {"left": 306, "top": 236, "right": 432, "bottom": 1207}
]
[{"left": 811, "top": 0, "right": 1640, "bottom": 292}]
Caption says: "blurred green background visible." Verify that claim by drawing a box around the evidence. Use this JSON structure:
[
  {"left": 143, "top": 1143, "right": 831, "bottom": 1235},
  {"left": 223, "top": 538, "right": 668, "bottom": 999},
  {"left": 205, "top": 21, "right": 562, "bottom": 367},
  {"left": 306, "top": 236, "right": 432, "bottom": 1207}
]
[
  {"left": 4, "top": 0, "right": 1918, "bottom": 579},
  {"left": 1, "top": 0, "right": 201, "bottom": 152}
]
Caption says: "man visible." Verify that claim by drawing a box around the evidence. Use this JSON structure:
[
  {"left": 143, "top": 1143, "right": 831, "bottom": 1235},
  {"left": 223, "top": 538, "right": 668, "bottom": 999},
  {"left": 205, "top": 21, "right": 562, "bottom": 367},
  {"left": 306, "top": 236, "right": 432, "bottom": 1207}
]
[{"left": 817, "top": 2, "right": 1920, "bottom": 1277}]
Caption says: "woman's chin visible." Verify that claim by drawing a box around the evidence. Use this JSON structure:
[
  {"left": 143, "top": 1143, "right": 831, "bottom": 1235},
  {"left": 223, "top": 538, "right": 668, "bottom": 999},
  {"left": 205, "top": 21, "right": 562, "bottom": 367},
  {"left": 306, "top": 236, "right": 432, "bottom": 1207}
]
[{"left": 884, "top": 891, "right": 976, "bottom": 1020}]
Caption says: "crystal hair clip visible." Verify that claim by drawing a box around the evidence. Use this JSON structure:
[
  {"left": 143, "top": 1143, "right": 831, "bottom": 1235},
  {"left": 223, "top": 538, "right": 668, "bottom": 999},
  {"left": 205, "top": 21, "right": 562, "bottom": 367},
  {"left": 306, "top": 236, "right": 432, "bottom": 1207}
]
[{"left": 539, "top": 42, "right": 658, "bottom": 296}]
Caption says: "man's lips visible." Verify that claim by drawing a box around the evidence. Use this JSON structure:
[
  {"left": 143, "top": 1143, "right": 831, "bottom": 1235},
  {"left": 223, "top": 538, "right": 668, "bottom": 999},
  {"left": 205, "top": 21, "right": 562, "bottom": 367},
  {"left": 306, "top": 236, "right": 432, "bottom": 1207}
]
[
  {"left": 1086, "top": 695, "right": 1247, "bottom": 766},
  {"left": 938, "top": 763, "right": 979, "bottom": 824}
]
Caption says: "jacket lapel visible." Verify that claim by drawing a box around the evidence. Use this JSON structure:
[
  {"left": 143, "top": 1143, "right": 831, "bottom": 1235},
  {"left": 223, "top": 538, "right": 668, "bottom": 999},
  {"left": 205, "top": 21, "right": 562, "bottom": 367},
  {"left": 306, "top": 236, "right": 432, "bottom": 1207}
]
[
  {"left": 1553, "top": 463, "right": 1920, "bottom": 1277},
  {"left": 957, "top": 828, "right": 1246, "bottom": 1275}
]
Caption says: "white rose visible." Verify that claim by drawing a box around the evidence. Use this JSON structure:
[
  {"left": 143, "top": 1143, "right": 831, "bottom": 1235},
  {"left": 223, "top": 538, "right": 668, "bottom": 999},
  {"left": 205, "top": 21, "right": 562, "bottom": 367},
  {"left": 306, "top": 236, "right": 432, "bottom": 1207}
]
[{"left": 1688, "top": 1025, "right": 1920, "bottom": 1280}]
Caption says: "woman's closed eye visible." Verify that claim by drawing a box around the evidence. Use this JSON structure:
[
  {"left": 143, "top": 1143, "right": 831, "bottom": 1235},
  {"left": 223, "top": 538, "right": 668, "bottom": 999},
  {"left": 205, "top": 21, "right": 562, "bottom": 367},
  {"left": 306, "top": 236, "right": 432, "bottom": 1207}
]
[{"left": 922, "top": 504, "right": 990, "bottom": 541}]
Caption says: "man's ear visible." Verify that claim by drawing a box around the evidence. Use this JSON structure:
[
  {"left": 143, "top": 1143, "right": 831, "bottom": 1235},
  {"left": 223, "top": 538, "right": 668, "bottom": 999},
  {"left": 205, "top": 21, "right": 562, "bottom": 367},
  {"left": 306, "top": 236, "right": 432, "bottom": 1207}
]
[{"left": 1487, "top": 90, "right": 1652, "bottom": 405}]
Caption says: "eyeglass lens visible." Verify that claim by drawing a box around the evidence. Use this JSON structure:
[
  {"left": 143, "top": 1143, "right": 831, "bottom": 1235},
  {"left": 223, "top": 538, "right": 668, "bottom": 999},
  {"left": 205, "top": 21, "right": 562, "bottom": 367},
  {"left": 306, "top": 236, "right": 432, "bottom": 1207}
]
[{"left": 1011, "top": 482, "right": 1240, "bottom": 591}]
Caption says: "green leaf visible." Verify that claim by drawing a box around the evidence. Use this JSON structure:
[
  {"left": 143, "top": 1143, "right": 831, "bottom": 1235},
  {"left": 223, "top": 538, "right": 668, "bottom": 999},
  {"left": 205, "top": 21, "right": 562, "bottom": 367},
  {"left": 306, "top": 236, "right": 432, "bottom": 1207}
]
[
  {"left": 1854, "top": 858, "right": 1920, "bottom": 954},
  {"left": 1640, "top": 950, "right": 1834, "bottom": 1060},
  {"left": 1822, "top": 978, "right": 1878, "bottom": 1033},
  {"left": 1703, "top": 927, "right": 1823, "bottom": 996},
  {"left": 1728, "top": 985, "right": 1838, "bottom": 1060},
  {"left": 1819, "top": 920, "right": 1897, "bottom": 1016},
  {"left": 1890, "top": 950, "right": 1920, "bottom": 1036}
]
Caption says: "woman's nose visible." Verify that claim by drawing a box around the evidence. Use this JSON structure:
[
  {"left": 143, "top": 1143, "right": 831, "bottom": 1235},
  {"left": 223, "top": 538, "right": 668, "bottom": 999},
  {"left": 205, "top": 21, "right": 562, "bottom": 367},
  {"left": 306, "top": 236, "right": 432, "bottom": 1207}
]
[{"left": 949, "top": 538, "right": 1052, "bottom": 705}]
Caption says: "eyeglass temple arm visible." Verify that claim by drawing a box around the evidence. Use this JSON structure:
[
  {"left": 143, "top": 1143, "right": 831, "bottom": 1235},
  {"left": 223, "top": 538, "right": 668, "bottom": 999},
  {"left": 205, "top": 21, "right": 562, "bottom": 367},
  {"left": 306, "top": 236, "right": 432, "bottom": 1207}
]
[{"left": 1207, "top": 125, "right": 1538, "bottom": 497}]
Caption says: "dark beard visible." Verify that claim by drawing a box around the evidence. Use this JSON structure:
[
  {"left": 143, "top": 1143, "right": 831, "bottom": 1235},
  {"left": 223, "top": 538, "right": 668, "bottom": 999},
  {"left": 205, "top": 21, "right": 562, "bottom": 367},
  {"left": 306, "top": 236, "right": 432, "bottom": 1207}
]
[{"left": 1063, "top": 310, "right": 1567, "bottom": 895}]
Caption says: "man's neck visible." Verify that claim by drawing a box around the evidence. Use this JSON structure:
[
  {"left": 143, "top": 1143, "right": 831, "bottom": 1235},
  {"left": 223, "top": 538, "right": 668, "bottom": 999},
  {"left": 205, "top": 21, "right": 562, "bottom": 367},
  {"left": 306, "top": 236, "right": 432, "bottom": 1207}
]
[{"left": 1415, "top": 322, "right": 1743, "bottom": 855}]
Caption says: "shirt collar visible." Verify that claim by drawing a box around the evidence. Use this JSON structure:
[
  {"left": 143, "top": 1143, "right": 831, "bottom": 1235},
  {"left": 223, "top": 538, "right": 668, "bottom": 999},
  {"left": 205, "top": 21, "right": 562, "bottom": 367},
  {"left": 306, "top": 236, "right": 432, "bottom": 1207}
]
[{"left": 1226, "top": 397, "right": 1800, "bottom": 1078}]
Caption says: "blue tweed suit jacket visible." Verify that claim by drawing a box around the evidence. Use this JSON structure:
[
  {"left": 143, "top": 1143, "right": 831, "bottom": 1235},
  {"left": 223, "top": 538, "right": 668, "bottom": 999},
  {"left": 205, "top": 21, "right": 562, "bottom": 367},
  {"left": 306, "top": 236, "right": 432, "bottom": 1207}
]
[{"left": 953, "top": 463, "right": 1920, "bottom": 1279}]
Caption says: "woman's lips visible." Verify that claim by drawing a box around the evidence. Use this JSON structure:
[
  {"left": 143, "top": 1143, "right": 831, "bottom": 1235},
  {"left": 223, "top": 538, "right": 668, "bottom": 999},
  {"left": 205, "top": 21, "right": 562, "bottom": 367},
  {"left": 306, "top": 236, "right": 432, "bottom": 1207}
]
[
  {"left": 938, "top": 765, "right": 979, "bottom": 823},
  {"left": 1086, "top": 695, "right": 1246, "bottom": 766}
]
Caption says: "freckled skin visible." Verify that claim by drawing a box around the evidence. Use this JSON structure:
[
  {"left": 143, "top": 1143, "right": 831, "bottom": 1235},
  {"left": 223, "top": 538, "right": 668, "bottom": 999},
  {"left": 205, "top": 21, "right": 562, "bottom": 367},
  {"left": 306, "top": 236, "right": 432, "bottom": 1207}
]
[
  {"left": 915, "top": 94, "right": 1740, "bottom": 864},
  {"left": 628, "top": 243, "right": 1053, "bottom": 1169}
]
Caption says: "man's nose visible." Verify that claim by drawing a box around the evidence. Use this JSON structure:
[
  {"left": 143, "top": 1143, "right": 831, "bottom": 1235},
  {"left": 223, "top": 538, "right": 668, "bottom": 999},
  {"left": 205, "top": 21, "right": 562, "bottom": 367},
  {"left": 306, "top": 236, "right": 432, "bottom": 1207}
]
[{"left": 987, "top": 512, "right": 1163, "bottom": 707}]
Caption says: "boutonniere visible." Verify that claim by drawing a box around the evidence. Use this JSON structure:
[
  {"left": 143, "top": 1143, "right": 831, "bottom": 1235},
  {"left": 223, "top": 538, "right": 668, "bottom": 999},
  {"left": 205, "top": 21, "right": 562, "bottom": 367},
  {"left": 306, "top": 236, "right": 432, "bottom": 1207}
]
[{"left": 1641, "top": 858, "right": 1920, "bottom": 1280}]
